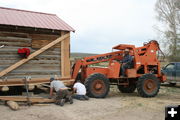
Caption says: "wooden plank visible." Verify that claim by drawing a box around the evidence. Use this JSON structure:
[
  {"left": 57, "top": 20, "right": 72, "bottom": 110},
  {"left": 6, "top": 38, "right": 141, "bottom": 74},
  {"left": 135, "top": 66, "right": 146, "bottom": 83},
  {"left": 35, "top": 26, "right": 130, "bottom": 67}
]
[
  {"left": 31, "top": 34, "right": 60, "bottom": 49},
  {"left": 6, "top": 70, "right": 60, "bottom": 74},
  {"left": 2, "top": 75, "right": 56, "bottom": 79},
  {"left": 0, "top": 46, "right": 61, "bottom": 51},
  {"left": 0, "top": 56, "right": 60, "bottom": 61},
  {"left": 0, "top": 96, "right": 55, "bottom": 103},
  {"left": 0, "top": 36, "right": 31, "bottom": 42},
  {"left": 0, "top": 32, "right": 29, "bottom": 38},
  {"left": 0, "top": 42, "right": 31, "bottom": 47},
  {"left": 32, "top": 39, "right": 60, "bottom": 48},
  {"left": 61, "top": 32, "right": 71, "bottom": 78},
  {"left": 0, "top": 49, "right": 60, "bottom": 55},
  {"left": 0, "top": 33, "right": 70, "bottom": 77},
  {"left": 30, "top": 34, "right": 59, "bottom": 40},
  {"left": 0, "top": 60, "right": 60, "bottom": 65},
  {"left": 0, "top": 55, "right": 61, "bottom": 59},
  {"left": 0, "top": 64, "right": 60, "bottom": 68},
  {"left": 0, "top": 78, "right": 74, "bottom": 86}
]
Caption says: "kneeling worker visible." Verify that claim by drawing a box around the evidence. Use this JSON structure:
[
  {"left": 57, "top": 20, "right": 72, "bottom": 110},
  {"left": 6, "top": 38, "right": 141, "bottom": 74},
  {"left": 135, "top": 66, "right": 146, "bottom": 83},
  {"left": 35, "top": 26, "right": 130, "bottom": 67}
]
[
  {"left": 73, "top": 80, "right": 89, "bottom": 100},
  {"left": 49, "top": 77, "right": 73, "bottom": 106}
]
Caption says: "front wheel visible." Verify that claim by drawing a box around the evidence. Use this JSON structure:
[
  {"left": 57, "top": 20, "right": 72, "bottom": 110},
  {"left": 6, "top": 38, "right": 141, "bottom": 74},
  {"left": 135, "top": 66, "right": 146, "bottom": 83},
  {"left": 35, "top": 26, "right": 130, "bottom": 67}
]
[
  {"left": 137, "top": 74, "right": 160, "bottom": 98},
  {"left": 85, "top": 73, "right": 110, "bottom": 98}
]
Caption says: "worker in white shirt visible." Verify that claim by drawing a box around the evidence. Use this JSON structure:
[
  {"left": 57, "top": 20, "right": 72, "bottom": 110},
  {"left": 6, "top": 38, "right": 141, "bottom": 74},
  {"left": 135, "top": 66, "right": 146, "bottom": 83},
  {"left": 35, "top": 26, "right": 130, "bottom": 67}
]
[
  {"left": 49, "top": 77, "right": 73, "bottom": 106},
  {"left": 73, "top": 80, "right": 89, "bottom": 100}
]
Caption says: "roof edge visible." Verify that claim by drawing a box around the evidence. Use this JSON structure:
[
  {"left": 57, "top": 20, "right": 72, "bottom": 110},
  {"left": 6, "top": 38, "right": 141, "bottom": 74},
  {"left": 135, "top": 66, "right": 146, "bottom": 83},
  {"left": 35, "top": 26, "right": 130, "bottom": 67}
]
[{"left": 0, "top": 6, "right": 56, "bottom": 16}]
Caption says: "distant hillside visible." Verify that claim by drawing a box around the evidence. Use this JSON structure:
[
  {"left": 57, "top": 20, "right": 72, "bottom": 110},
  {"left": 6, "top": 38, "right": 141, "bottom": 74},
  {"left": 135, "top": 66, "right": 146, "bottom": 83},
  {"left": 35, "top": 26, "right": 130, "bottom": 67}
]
[{"left": 71, "top": 52, "right": 98, "bottom": 59}]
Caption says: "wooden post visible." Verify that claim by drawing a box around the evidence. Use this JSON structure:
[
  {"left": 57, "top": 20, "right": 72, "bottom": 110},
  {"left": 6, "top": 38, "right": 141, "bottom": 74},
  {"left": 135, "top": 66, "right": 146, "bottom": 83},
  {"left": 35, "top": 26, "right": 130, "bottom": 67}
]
[{"left": 61, "top": 31, "right": 71, "bottom": 78}]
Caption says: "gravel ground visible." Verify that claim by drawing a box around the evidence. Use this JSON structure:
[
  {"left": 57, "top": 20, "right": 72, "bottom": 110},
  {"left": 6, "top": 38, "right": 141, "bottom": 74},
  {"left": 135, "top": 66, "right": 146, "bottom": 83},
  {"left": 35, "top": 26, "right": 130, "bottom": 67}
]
[{"left": 0, "top": 84, "right": 179, "bottom": 120}]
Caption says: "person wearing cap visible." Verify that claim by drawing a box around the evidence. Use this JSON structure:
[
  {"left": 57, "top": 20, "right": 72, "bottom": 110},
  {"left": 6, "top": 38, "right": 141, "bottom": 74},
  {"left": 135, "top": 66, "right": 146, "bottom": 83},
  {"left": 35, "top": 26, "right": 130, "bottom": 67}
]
[
  {"left": 73, "top": 80, "right": 89, "bottom": 100},
  {"left": 120, "top": 48, "right": 133, "bottom": 77},
  {"left": 49, "top": 77, "right": 73, "bottom": 106}
]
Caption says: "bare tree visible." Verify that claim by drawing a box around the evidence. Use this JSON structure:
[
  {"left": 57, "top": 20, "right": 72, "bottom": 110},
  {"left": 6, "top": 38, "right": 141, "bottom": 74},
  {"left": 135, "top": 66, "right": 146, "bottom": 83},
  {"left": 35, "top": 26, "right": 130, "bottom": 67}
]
[{"left": 155, "top": 0, "right": 180, "bottom": 61}]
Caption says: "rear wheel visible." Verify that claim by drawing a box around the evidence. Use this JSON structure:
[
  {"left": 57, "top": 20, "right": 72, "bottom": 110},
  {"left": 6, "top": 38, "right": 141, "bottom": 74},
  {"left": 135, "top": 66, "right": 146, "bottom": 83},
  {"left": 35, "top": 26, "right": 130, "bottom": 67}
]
[
  {"left": 85, "top": 73, "right": 110, "bottom": 98},
  {"left": 137, "top": 74, "right": 160, "bottom": 97},
  {"left": 117, "top": 83, "right": 136, "bottom": 93}
]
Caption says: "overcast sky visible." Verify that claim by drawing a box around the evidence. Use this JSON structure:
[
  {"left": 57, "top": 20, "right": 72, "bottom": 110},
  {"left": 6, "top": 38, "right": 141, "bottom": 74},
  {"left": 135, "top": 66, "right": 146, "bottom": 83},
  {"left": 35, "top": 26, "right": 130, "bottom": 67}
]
[{"left": 0, "top": 0, "right": 158, "bottom": 53}]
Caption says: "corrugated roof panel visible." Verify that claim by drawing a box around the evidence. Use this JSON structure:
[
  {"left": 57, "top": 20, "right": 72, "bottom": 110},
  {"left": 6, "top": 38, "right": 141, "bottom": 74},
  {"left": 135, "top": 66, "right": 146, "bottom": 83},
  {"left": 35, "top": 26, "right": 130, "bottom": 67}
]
[{"left": 0, "top": 7, "right": 75, "bottom": 32}]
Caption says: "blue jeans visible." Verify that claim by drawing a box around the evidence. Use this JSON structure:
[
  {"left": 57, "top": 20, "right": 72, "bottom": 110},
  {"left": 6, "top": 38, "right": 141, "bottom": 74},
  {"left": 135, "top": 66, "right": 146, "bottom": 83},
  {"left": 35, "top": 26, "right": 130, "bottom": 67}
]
[
  {"left": 121, "top": 63, "right": 131, "bottom": 76},
  {"left": 73, "top": 94, "right": 88, "bottom": 100}
]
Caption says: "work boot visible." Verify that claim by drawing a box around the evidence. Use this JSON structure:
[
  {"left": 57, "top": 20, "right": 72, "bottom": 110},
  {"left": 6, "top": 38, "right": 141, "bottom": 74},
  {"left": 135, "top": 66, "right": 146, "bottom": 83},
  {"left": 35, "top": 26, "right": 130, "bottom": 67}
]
[
  {"left": 59, "top": 99, "right": 65, "bottom": 106},
  {"left": 84, "top": 95, "right": 89, "bottom": 100},
  {"left": 69, "top": 96, "right": 73, "bottom": 104}
]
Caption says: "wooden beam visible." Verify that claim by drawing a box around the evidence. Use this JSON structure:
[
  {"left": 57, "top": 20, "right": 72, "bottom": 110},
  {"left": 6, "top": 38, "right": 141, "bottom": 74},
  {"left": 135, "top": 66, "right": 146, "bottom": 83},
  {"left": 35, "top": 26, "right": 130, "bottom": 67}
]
[
  {"left": 0, "top": 96, "right": 55, "bottom": 103},
  {"left": 61, "top": 32, "right": 71, "bottom": 78},
  {"left": 0, "top": 33, "right": 70, "bottom": 78},
  {"left": 0, "top": 78, "right": 74, "bottom": 86}
]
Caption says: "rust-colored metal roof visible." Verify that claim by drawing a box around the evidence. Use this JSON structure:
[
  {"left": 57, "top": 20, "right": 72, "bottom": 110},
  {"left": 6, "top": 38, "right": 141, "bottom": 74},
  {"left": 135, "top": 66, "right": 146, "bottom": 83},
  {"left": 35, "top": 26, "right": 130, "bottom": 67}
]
[{"left": 0, "top": 7, "right": 75, "bottom": 32}]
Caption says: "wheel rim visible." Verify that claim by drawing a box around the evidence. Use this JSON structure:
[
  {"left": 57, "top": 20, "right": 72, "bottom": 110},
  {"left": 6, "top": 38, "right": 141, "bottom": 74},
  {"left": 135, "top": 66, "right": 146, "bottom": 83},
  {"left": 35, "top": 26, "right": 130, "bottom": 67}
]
[
  {"left": 91, "top": 79, "right": 106, "bottom": 94},
  {"left": 143, "top": 79, "right": 157, "bottom": 93}
]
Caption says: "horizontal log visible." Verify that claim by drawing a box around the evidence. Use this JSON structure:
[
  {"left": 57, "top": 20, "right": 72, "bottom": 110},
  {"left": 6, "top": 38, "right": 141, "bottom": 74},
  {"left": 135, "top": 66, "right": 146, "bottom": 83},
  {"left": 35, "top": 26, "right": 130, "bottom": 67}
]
[
  {"left": 0, "top": 64, "right": 60, "bottom": 68},
  {"left": 1, "top": 75, "right": 58, "bottom": 79},
  {"left": 0, "top": 57, "right": 60, "bottom": 61},
  {"left": 0, "top": 78, "right": 74, "bottom": 86},
  {"left": 0, "top": 54, "right": 60, "bottom": 59},
  {"left": 0, "top": 36, "right": 31, "bottom": 42},
  {"left": 0, "top": 96, "right": 55, "bottom": 103},
  {"left": 32, "top": 40, "right": 60, "bottom": 48},
  {"left": 0, "top": 32, "right": 29, "bottom": 38},
  {"left": 0, "top": 60, "right": 60, "bottom": 65},
  {"left": 1, "top": 46, "right": 60, "bottom": 50},
  {"left": 0, "top": 68, "right": 60, "bottom": 73},
  {"left": 7, "top": 69, "right": 60, "bottom": 73},
  {"left": 0, "top": 72, "right": 60, "bottom": 76},
  {"left": 0, "top": 42, "right": 31, "bottom": 47},
  {"left": 30, "top": 34, "right": 60, "bottom": 40},
  {"left": 0, "top": 50, "right": 60, "bottom": 55}
]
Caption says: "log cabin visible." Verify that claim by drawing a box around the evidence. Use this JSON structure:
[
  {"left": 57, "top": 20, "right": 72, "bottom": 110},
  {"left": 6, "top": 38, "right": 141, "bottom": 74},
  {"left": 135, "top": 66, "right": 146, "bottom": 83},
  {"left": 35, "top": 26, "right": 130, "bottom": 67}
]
[{"left": 0, "top": 7, "right": 75, "bottom": 87}]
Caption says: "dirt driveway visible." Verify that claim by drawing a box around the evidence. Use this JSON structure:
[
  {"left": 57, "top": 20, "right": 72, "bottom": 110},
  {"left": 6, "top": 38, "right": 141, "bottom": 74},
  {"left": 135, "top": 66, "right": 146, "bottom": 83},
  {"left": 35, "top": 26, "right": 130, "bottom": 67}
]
[{"left": 0, "top": 84, "right": 180, "bottom": 120}]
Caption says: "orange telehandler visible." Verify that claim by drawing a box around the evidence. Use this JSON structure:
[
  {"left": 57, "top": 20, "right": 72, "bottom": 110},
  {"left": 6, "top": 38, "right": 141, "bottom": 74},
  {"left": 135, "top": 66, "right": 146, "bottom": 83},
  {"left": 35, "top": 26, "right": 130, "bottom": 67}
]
[{"left": 71, "top": 40, "right": 166, "bottom": 98}]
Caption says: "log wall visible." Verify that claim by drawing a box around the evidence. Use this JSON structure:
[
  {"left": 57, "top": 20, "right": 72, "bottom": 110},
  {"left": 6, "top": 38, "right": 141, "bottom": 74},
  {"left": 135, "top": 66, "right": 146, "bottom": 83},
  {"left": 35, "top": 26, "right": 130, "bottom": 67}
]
[{"left": 0, "top": 31, "right": 62, "bottom": 79}]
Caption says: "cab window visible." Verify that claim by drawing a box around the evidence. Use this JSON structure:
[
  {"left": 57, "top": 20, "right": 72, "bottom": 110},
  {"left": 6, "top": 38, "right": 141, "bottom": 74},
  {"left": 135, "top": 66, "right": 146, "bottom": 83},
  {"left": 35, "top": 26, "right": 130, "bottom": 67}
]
[{"left": 165, "top": 64, "right": 175, "bottom": 70}]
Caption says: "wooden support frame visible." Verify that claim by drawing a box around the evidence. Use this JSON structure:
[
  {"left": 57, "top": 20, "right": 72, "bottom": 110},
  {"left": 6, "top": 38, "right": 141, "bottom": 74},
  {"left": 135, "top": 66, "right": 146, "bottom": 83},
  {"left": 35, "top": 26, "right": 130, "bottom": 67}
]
[
  {"left": 0, "top": 77, "right": 74, "bottom": 87},
  {"left": 61, "top": 32, "right": 71, "bottom": 78},
  {"left": 0, "top": 33, "right": 70, "bottom": 78}
]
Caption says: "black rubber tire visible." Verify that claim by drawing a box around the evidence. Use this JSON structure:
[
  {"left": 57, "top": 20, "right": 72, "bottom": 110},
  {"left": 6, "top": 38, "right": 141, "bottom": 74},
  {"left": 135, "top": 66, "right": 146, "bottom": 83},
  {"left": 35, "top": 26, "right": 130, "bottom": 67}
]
[
  {"left": 169, "top": 83, "right": 176, "bottom": 86},
  {"left": 85, "top": 73, "right": 110, "bottom": 98},
  {"left": 137, "top": 74, "right": 160, "bottom": 98},
  {"left": 117, "top": 83, "right": 136, "bottom": 93}
]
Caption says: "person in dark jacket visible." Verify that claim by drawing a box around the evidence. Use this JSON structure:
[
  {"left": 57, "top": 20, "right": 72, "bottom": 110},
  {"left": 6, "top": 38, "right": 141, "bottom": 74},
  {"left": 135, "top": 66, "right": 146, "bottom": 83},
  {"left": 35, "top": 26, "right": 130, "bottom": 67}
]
[{"left": 120, "top": 48, "right": 133, "bottom": 77}]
